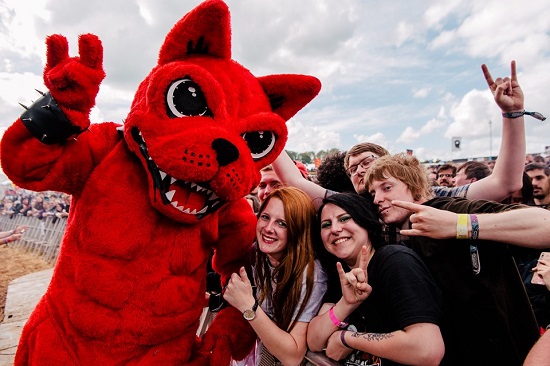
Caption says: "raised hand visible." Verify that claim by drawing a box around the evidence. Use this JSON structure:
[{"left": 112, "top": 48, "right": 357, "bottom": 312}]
[
  {"left": 392, "top": 200, "right": 458, "bottom": 239},
  {"left": 43, "top": 34, "right": 106, "bottom": 130},
  {"left": 337, "top": 246, "right": 372, "bottom": 306},
  {"left": 482, "top": 60, "right": 524, "bottom": 113}
]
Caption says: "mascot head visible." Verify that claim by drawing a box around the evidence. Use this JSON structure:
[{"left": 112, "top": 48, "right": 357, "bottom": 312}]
[{"left": 123, "top": 0, "right": 320, "bottom": 224}]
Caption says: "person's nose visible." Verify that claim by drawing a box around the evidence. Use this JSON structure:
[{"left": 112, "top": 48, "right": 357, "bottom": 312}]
[
  {"left": 263, "top": 220, "right": 275, "bottom": 233},
  {"left": 373, "top": 191, "right": 384, "bottom": 205},
  {"left": 264, "top": 185, "right": 274, "bottom": 197},
  {"left": 355, "top": 163, "right": 368, "bottom": 177},
  {"left": 330, "top": 222, "right": 343, "bottom": 235}
]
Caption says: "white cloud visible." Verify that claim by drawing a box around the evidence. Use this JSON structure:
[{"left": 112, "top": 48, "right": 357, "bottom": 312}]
[{"left": 0, "top": 0, "right": 548, "bottom": 162}]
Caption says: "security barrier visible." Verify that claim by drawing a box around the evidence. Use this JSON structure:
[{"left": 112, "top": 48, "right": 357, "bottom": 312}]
[{"left": 0, "top": 214, "right": 67, "bottom": 265}]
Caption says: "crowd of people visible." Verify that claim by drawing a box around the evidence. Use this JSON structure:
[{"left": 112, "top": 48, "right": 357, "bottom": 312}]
[
  {"left": 2, "top": 59, "right": 549, "bottom": 365},
  {"left": 223, "top": 60, "right": 550, "bottom": 365},
  {"left": 0, "top": 187, "right": 71, "bottom": 222}
]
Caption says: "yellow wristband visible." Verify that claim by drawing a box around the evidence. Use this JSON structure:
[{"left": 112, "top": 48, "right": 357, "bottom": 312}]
[{"left": 456, "top": 214, "right": 469, "bottom": 239}]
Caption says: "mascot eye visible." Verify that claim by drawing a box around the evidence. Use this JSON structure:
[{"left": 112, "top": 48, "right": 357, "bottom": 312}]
[
  {"left": 166, "top": 78, "right": 212, "bottom": 118},
  {"left": 242, "top": 131, "right": 276, "bottom": 161}
]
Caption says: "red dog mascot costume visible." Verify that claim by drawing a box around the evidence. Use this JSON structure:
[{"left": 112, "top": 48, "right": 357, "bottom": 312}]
[{"left": 0, "top": 1, "right": 320, "bottom": 364}]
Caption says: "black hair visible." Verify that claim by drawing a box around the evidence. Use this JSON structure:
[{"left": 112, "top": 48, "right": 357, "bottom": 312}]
[{"left": 315, "top": 191, "right": 383, "bottom": 270}]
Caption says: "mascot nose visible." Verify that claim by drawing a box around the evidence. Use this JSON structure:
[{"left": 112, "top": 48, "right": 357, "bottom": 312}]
[{"left": 212, "top": 138, "right": 239, "bottom": 166}]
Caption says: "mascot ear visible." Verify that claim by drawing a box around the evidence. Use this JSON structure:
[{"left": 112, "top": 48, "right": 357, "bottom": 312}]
[
  {"left": 257, "top": 75, "right": 321, "bottom": 121},
  {"left": 158, "top": 0, "right": 231, "bottom": 65}
]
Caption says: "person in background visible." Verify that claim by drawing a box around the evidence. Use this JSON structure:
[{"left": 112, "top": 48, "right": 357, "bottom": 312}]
[
  {"left": 453, "top": 161, "right": 491, "bottom": 187},
  {"left": 257, "top": 165, "right": 284, "bottom": 203},
  {"left": 365, "top": 152, "right": 547, "bottom": 365},
  {"left": 307, "top": 192, "right": 444, "bottom": 366},
  {"left": 272, "top": 62, "right": 528, "bottom": 207},
  {"left": 315, "top": 150, "right": 356, "bottom": 194},
  {"left": 436, "top": 164, "right": 456, "bottom": 187},
  {"left": 294, "top": 160, "right": 310, "bottom": 180},
  {"left": 0, "top": 225, "right": 27, "bottom": 246},
  {"left": 524, "top": 162, "right": 550, "bottom": 209},
  {"left": 223, "top": 187, "right": 327, "bottom": 366}
]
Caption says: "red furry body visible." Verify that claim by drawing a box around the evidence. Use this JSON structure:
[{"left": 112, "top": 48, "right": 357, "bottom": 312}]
[{"left": 0, "top": 1, "right": 320, "bottom": 365}]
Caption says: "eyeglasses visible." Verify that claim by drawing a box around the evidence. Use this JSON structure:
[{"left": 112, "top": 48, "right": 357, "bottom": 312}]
[
  {"left": 438, "top": 173, "right": 454, "bottom": 179},
  {"left": 346, "top": 155, "right": 379, "bottom": 177}
]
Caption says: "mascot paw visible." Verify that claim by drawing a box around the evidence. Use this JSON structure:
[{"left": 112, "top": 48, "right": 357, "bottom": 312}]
[
  {"left": 200, "top": 307, "right": 257, "bottom": 364},
  {"left": 43, "top": 33, "right": 105, "bottom": 130}
]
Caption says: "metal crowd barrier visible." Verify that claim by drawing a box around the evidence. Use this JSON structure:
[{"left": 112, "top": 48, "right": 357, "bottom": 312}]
[{"left": 0, "top": 214, "right": 67, "bottom": 265}]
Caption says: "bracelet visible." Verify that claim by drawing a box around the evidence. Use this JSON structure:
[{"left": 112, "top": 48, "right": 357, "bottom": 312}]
[
  {"left": 340, "top": 330, "right": 352, "bottom": 349},
  {"left": 469, "top": 214, "right": 479, "bottom": 240},
  {"left": 502, "top": 110, "right": 546, "bottom": 121},
  {"left": 456, "top": 214, "right": 469, "bottom": 239},
  {"left": 329, "top": 306, "right": 348, "bottom": 328}
]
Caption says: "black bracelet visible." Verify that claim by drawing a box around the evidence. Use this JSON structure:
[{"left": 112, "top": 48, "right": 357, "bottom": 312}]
[
  {"left": 340, "top": 330, "right": 352, "bottom": 349},
  {"left": 502, "top": 110, "right": 546, "bottom": 121}
]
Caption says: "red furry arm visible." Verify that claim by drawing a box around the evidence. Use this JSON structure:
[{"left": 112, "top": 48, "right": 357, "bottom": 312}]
[{"left": 212, "top": 198, "right": 256, "bottom": 285}]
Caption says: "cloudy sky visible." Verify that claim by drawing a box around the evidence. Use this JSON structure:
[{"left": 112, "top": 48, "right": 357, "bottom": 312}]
[{"left": 0, "top": 0, "right": 549, "bottom": 162}]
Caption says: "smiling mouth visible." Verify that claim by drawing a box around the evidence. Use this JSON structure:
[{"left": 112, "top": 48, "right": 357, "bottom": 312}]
[
  {"left": 130, "top": 127, "right": 223, "bottom": 219},
  {"left": 334, "top": 237, "right": 349, "bottom": 245},
  {"left": 261, "top": 234, "right": 277, "bottom": 243}
]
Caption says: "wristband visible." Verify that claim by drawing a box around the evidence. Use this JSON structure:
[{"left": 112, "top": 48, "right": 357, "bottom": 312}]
[
  {"left": 329, "top": 306, "right": 348, "bottom": 328},
  {"left": 502, "top": 110, "right": 546, "bottom": 121},
  {"left": 456, "top": 214, "right": 469, "bottom": 239},
  {"left": 469, "top": 214, "right": 479, "bottom": 240},
  {"left": 340, "top": 330, "right": 352, "bottom": 349}
]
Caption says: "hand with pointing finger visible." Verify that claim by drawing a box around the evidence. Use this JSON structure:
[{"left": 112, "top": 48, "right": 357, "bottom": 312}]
[{"left": 392, "top": 200, "right": 459, "bottom": 239}]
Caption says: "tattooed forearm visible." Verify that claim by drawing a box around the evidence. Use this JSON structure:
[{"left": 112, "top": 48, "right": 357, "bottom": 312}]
[{"left": 351, "top": 332, "right": 394, "bottom": 342}]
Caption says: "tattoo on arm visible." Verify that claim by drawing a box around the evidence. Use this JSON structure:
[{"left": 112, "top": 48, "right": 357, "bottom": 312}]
[{"left": 351, "top": 332, "right": 394, "bottom": 342}]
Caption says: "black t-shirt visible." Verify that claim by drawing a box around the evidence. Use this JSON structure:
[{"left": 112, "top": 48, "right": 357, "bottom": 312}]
[
  {"left": 323, "top": 245, "right": 443, "bottom": 366},
  {"left": 407, "top": 197, "right": 540, "bottom": 366}
]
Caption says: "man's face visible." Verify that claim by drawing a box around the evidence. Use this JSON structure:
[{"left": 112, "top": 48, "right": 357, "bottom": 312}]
[
  {"left": 257, "top": 170, "right": 283, "bottom": 203},
  {"left": 346, "top": 151, "right": 380, "bottom": 193},
  {"left": 453, "top": 169, "right": 471, "bottom": 187},
  {"left": 368, "top": 176, "right": 416, "bottom": 229},
  {"left": 526, "top": 169, "right": 550, "bottom": 200},
  {"left": 437, "top": 169, "right": 454, "bottom": 187}
]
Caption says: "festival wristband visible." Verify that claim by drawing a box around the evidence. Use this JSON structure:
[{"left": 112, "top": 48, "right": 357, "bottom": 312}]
[
  {"left": 469, "top": 214, "right": 479, "bottom": 240},
  {"left": 456, "top": 214, "right": 469, "bottom": 239},
  {"left": 329, "top": 306, "right": 348, "bottom": 328},
  {"left": 340, "top": 330, "right": 352, "bottom": 349},
  {"left": 502, "top": 110, "right": 546, "bottom": 121}
]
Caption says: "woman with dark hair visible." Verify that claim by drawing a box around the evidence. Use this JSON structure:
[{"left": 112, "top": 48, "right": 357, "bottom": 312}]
[
  {"left": 224, "top": 187, "right": 327, "bottom": 365},
  {"left": 307, "top": 192, "right": 445, "bottom": 366}
]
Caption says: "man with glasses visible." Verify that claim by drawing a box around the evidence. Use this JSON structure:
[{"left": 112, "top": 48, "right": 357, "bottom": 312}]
[{"left": 436, "top": 164, "right": 456, "bottom": 187}]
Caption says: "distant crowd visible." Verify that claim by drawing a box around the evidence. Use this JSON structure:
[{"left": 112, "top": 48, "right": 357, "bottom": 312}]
[{"left": 0, "top": 187, "right": 70, "bottom": 222}]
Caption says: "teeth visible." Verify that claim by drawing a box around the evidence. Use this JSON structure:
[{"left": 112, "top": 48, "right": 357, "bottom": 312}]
[
  {"left": 190, "top": 209, "right": 197, "bottom": 215},
  {"left": 183, "top": 208, "right": 191, "bottom": 214},
  {"left": 197, "top": 207, "right": 207, "bottom": 214},
  {"left": 190, "top": 182, "right": 197, "bottom": 189},
  {"left": 170, "top": 177, "right": 177, "bottom": 184},
  {"left": 209, "top": 192, "right": 219, "bottom": 201},
  {"left": 159, "top": 171, "right": 167, "bottom": 180},
  {"left": 165, "top": 190, "right": 176, "bottom": 201},
  {"left": 171, "top": 201, "right": 179, "bottom": 207}
]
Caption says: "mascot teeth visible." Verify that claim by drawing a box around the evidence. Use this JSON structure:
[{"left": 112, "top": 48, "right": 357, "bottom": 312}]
[{"left": 131, "top": 126, "right": 223, "bottom": 218}]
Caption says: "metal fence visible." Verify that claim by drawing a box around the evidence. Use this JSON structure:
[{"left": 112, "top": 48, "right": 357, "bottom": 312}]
[{"left": 0, "top": 214, "right": 67, "bottom": 265}]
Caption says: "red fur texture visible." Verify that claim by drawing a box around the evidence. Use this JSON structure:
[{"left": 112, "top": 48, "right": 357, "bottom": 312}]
[{"left": 1, "top": 0, "right": 320, "bottom": 365}]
